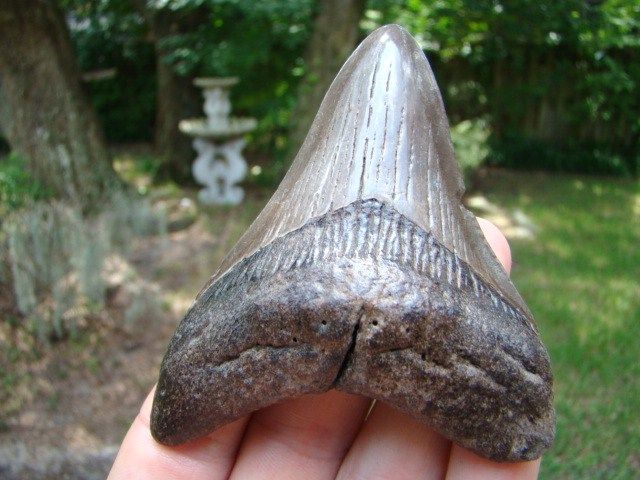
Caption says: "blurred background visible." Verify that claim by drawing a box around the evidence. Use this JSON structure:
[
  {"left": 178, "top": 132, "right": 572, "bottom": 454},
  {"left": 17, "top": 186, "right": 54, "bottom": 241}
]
[{"left": 0, "top": 1, "right": 638, "bottom": 478}]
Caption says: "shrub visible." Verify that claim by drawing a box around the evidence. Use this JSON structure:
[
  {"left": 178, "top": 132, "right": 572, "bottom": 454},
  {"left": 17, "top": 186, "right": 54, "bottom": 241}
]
[
  {"left": 0, "top": 191, "right": 166, "bottom": 342},
  {"left": 451, "top": 118, "right": 490, "bottom": 184},
  {"left": 488, "top": 133, "right": 638, "bottom": 177}
]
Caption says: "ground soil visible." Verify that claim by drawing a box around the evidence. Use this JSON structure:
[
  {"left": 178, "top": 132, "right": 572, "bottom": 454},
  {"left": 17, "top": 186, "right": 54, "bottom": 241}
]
[{"left": 0, "top": 217, "right": 224, "bottom": 479}]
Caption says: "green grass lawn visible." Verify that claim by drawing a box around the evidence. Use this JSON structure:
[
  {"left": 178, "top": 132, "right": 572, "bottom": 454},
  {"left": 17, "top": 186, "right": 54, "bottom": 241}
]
[
  {"left": 203, "top": 170, "right": 639, "bottom": 478},
  {"left": 475, "top": 170, "right": 640, "bottom": 479}
]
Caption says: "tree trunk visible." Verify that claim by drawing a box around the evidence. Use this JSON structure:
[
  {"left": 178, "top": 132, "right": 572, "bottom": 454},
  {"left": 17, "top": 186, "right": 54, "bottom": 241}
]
[
  {"left": 153, "top": 16, "right": 201, "bottom": 181},
  {"left": 287, "top": 0, "right": 366, "bottom": 162},
  {"left": 0, "top": 0, "right": 118, "bottom": 206},
  {"left": 134, "top": 3, "right": 201, "bottom": 182}
]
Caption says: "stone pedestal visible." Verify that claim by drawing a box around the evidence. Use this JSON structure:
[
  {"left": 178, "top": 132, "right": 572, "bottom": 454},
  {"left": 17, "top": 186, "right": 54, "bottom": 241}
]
[{"left": 191, "top": 137, "right": 247, "bottom": 204}]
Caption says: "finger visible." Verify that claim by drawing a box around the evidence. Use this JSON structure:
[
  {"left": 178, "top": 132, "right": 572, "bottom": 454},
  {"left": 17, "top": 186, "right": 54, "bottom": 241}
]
[
  {"left": 446, "top": 219, "right": 540, "bottom": 478},
  {"left": 228, "top": 390, "right": 371, "bottom": 480},
  {"left": 477, "top": 217, "right": 512, "bottom": 273},
  {"left": 334, "top": 218, "right": 513, "bottom": 480},
  {"left": 445, "top": 447, "right": 541, "bottom": 480},
  {"left": 335, "top": 403, "right": 451, "bottom": 480},
  {"left": 108, "top": 387, "right": 249, "bottom": 480}
]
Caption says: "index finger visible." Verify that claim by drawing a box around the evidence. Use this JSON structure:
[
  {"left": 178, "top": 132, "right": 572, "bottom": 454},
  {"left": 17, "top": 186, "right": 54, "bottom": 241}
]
[{"left": 107, "top": 387, "right": 249, "bottom": 480}]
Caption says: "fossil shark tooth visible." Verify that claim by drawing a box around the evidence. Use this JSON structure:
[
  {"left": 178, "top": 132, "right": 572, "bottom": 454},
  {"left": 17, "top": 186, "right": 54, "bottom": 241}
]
[{"left": 151, "top": 24, "right": 555, "bottom": 461}]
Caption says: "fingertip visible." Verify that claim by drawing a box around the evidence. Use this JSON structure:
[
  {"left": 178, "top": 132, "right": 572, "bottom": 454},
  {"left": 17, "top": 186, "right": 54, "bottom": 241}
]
[
  {"left": 108, "top": 387, "right": 249, "bottom": 480},
  {"left": 135, "top": 386, "right": 155, "bottom": 429},
  {"left": 336, "top": 403, "right": 450, "bottom": 480},
  {"left": 476, "top": 217, "right": 512, "bottom": 274}
]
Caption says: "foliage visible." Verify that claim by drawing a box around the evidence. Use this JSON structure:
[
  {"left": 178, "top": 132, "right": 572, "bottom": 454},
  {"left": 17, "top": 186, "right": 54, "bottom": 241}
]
[
  {"left": 65, "top": 0, "right": 315, "bottom": 156},
  {"left": 156, "top": 0, "right": 315, "bottom": 157},
  {"left": 475, "top": 170, "right": 640, "bottom": 478},
  {"left": 57, "top": 0, "right": 640, "bottom": 175},
  {"left": 0, "top": 191, "right": 166, "bottom": 342},
  {"left": 0, "top": 152, "right": 51, "bottom": 216},
  {"left": 66, "top": 0, "right": 156, "bottom": 142},
  {"left": 488, "top": 133, "right": 637, "bottom": 176},
  {"left": 450, "top": 118, "right": 489, "bottom": 183},
  {"left": 367, "top": 0, "right": 640, "bottom": 176}
]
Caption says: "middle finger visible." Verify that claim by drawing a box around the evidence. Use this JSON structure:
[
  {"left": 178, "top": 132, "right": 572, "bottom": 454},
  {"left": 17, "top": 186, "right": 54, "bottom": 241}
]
[{"left": 228, "top": 390, "right": 370, "bottom": 480}]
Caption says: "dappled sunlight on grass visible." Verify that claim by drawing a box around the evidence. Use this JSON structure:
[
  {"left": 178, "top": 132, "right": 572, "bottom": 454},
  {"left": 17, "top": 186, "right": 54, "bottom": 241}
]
[
  {"left": 465, "top": 194, "right": 537, "bottom": 240},
  {"left": 476, "top": 170, "right": 639, "bottom": 479},
  {"left": 633, "top": 194, "right": 640, "bottom": 217},
  {"left": 543, "top": 239, "right": 574, "bottom": 261}
]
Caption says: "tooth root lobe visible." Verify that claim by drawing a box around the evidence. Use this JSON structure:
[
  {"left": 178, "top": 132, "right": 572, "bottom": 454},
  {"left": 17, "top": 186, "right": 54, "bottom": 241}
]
[{"left": 152, "top": 200, "right": 553, "bottom": 461}]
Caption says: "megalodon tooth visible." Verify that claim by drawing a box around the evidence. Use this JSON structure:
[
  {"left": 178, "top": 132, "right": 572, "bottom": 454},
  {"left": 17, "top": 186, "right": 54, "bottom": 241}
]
[{"left": 151, "top": 24, "right": 555, "bottom": 462}]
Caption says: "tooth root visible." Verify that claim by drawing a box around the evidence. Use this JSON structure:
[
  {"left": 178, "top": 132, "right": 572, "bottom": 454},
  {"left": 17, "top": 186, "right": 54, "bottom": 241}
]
[{"left": 152, "top": 25, "right": 554, "bottom": 462}]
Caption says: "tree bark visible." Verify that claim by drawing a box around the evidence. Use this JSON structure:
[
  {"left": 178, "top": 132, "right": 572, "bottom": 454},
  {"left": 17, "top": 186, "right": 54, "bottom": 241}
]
[
  {"left": 0, "top": 0, "right": 119, "bottom": 206},
  {"left": 287, "top": 0, "right": 366, "bottom": 162}
]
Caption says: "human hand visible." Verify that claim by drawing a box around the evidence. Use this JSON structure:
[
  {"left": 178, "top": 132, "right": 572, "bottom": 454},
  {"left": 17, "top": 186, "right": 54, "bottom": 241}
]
[{"left": 108, "top": 218, "right": 541, "bottom": 480}]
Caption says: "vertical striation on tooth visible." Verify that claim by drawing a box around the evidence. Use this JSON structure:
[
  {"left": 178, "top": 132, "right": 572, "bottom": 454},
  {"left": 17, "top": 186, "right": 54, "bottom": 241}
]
[{"left": 206, "top": 24, "right": 527, "bottom": 319}]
